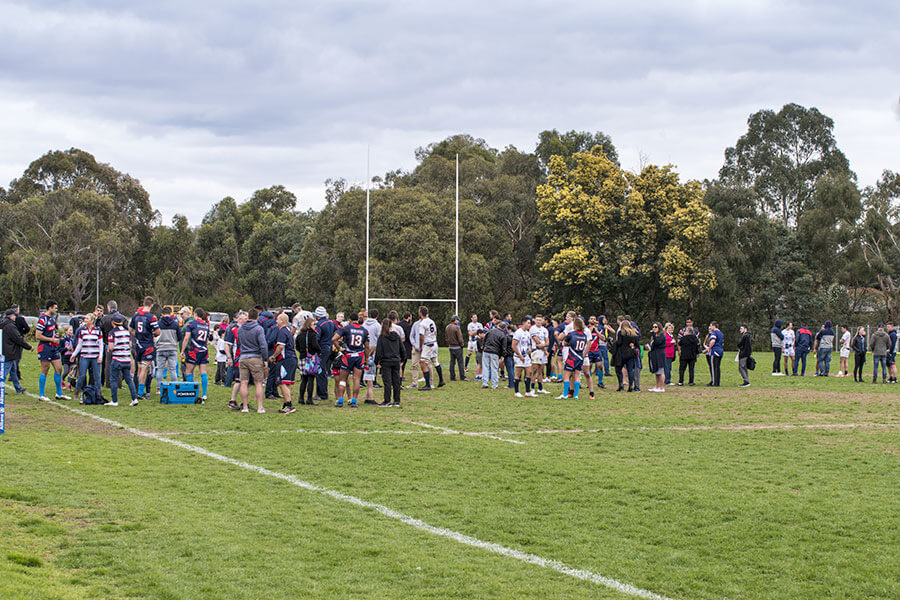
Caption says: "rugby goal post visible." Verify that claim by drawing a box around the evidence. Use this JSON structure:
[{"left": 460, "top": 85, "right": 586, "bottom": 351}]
[{"left": 365, "top": 151, "right": 460, "bottom": 316}]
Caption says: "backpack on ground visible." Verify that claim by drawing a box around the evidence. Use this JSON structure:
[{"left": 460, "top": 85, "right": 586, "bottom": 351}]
[{"left": 81, "top": 384, "right": 105, "bottom": 405}]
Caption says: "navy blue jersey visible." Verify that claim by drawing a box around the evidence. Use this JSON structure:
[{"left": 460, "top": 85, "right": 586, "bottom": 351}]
[
  {"left": 36, "top": 312, "right": 58, "bottom": 343},
  {"left": 130, "top": 309, "right": 159, "bottom": 346},
  {"left": 275, "top": 326, "right": 296, "bottom": 361},
  {"left": 185, "top": 319, "right": 210, "bottom": 350},
  {"left": 339, "top": 325, "right": 368, "bottom": 355},
  {"left": 564, "top": 330, "right": 588, "bottom": 356}
]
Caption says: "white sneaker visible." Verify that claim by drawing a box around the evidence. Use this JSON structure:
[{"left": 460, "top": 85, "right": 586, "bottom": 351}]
[
  {"left": 542, "top": 377, "right": 552, "bottom": 383},
  {"left": 539, "top": 389, "right": 550, "bottom": 395},
  {"left": 104, "top": 401, "right": 118, "bottom": 406},
  {"left": 555, "top": 394, "right": 567, "bottom": 399},
  {"left": 514, "top": 392, "right": 524, "bottom": 398},
  {"left": 130, "top": 399, "right": 139, "bottom": 407},
  {"left": 257, "top": 408, "right": 266, "bottom": 414},
  {"left": 525, "top": 391, "right": 538, "bottom": 397},
  {"left": 39, "top": 395, "right": 50, "bottom": 402},
  {"left": 241, "top": 407, "right": 249, "bottom": 413}
]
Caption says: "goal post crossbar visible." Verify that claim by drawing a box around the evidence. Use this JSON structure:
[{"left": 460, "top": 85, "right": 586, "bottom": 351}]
[{"left": 369, "top": 298, "right": 456, "bottom": 303}]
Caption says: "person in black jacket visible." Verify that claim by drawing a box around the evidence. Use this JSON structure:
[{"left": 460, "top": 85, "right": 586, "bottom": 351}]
[
  {"left": 647, "top": 322, "right": 667, "bottom": 392},
  {"left": 851, "top": 326, "right": 867, "bottom": 382},
  {"left": 738, "top": 324, "right": 752, "bottom": 387},
  {"left": 677, "top": 328, "right": 700, "bottom": 386},
  {"left": 1, "top": 308, "right": 33, "bottom": 393},
  {"left": 481, "top": 322, "right": 506, "bottom": 390},
  {"left": 295, "top": 316, "right": 321, "bottom": 405},
  {"left": 374, "top": 318, "right": 405, "bottom": 406}
]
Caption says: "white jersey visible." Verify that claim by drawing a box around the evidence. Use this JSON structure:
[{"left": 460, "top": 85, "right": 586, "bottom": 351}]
[
  {"left": 419, "top": 318, "right": 437, "bottom": 346},
  {"left": 513, "top": 327, "right": 533, "bottom": 367},
  {"left": 782, "top": 329, "right": 795, "bottom": 357},
  {"left": 530, "top": 326, "right": 549, "bottom": 350},
  {"left": 467, "top": 321, "right": 482, "bottom": 342}
]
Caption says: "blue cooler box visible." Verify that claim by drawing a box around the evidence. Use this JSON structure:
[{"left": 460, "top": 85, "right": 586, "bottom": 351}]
[{"left": 159, "top": 381, "right": 202, "bottom": 404}]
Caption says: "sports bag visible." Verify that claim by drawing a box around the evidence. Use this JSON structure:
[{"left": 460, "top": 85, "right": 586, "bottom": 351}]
[
  {"left": 81, "top": 384, "right": 105, "bottom": 405},
  {"left": 299, "top": 353, "right": 321, "bottom": 376}
]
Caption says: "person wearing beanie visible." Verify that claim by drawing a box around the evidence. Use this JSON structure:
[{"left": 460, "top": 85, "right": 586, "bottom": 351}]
[
  {"left": 770, "top": 319, "right": 784, "bottom": 375},
  {"left": 814, "top": 320, "right": 835, "bottom": 376}
]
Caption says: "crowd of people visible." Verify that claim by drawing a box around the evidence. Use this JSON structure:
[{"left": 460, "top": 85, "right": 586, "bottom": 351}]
[{"left": 2, "top": 300, "right": 898, "bottom": 413}]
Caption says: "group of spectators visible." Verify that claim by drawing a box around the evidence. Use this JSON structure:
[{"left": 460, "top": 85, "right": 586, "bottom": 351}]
[
  {"left": 768, "top": 320, "right": 899, "bottom": 383},
  {"left": 4, "top": 300, "right": 899, "bottom": 414}
]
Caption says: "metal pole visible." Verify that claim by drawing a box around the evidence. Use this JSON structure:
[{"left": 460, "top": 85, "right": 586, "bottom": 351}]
[
  {"left": 455, "top": 154, "right": 459, "bottom": 317},
  {"left": 365, "top": 146, "right": 370, "bottom": 312},
  {"left": 0, "top": 327, "right": 5, "bottom": 434},
  {"left": 95, "top": 249, "right": 100, "bottom": 307}
]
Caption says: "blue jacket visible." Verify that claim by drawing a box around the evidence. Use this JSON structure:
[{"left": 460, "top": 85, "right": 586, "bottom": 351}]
[
  {"left": 316, "top": 317, "right": 336, "bottom": 355},
  {"left": 259, "top": 311, "right": 278, "bottom": 352}
]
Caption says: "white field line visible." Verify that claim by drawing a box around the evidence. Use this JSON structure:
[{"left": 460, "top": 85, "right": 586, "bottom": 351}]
[
  {"left": 152, "top": 421, "right": 900, "bottom": 437},
  {"left": 27, "top": 393, "right": 672, "bottom": 600},
  {"left": 409, "top": 421, "right": 525, "bottom": 445}
]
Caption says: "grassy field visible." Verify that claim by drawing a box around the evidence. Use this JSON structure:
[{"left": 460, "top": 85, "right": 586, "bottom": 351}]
[{"left": 1, "top": 349, "right": 898, "bottom": 599}]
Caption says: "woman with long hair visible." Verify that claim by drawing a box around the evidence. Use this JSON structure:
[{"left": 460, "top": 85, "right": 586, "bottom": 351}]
[
  {"left": 375, "top": 317, "right": 405, "bottom": 406},
  {"left": 615, "top": 320, "right": 640, "bottom": 392},
  {"left": 557, "top": 317, "right": 588, "bottom": 399},
  {"left": 648, "top": 322, "right": 667, "bottom": 392},
  {"left": 295, "top": 316, "right": 321, "bottom": 405}
]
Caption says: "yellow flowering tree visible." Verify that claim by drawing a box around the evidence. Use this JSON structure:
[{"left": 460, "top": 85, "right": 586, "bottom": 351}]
[{"left": 536, "top": 147, "right": 715, "bottom": 315}]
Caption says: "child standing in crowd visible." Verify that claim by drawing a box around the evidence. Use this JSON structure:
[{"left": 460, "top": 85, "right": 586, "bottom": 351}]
[
  {"left": 215, "top": 333, "right": 228, "bottom": 386},
  {"left": 61, "top": 326, "right": 75, "bottom": 390}
]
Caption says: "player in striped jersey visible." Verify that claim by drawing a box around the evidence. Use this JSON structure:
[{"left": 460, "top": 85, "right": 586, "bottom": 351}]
[
  {"left": 106, "top": 315, "right": 139, "bottom": 406},
  {"left": 35, "top": 300, "right": 70, "bottom": 401},
  {"left": 181, "top": 307, "right": 211, "bottom": 402},
  {"left": 71, "top": 312, "right": 104, "bottom": 403}
]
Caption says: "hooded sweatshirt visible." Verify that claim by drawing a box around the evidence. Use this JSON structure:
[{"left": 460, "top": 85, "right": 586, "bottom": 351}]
[
  {"left": 156, "top": 315, "right": 183, "bottom": 352},
  {"left": 238, "top": 319, "right": 268, "bottom": 360},
  {"left": 362, "top": 318, "right": 382, "bottom": 346},
  {"left": 770, "top": 320, "right": 784, "bottom": 348},
  {"left": 374, "top": 330, "right": 405, "bottom": 366}
]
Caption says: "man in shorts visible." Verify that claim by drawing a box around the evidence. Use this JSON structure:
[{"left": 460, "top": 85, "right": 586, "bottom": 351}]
[
  {"left": 35, "top": 300, "right": 70, "bottom": 401},
  {"left": 887, "top": 322, "right": 898, "bottom": 383},
  {"left": 272, "top": 313, "right": 299, "bottom": 413},
  {"left": 237, "top": 308, "right": 269, "bottom": 413},
  {"left": 512, "top": 316, "right": 534, "bottom": 397},
  {"left": 332, "top": 311, "right": 370, "bottom": 408},
  {"left": 129, "top": 296, "right": 160, "bottom": 399},
  {"left": 465, "top": 313, "right": 482, "bottom": 378},
  {"left": 529, "top": 315, "right": 550, "bottom": 395},
  {"left": 417, "top": 306, "right": 444, "bottom": 390}
]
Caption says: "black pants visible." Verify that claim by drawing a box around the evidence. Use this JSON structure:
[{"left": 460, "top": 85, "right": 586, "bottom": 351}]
[
  {"left": 772, "top": 347, "right": 782, "bottom": 373},
  {"left": 298, "top": 374, "right": 316, "bottom": 402},
  {"left": 265, "top": 358, "right": 280, "bottom": 397},
  {"left": 381, "top": 363, "right": 401, "bottom": 404},
  {"left": 853, "top": 352, "right": 866, "bottom": 381},
  {"left": 449, "top": 347, "right": 464, "bottom": 380},
  {"left": 215, "top": 360, "right": 226, "bottom": 384},
  {"left": 679, "top": 358, "right": 696, "bottom": 384},
  {"left": 316, "top": 351, "right": 332, "bottom": 400},
  {"left": 710, "top": 355, "right": 722, "bottom": 386}
]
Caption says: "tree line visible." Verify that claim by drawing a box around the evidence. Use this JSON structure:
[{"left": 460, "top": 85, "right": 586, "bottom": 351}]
[{"left": 1, "top": 103, "right": 897, "bottom": 347}]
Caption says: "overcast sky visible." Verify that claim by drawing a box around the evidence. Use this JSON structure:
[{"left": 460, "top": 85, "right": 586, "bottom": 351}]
[{"left": 1, "top": 0, "right": 897, "bottom": 223}]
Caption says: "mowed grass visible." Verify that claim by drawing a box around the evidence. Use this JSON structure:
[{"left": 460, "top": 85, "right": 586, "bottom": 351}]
[{"left": 1, "top": 350, "right": 898, "bottom": 599}]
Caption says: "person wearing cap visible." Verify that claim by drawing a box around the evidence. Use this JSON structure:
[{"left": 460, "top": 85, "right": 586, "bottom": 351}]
[
  {"left": 314, "top": 307, "right": 336, "bottom": 402},
  {"left": 870, "top": 323, "right": 891, "bottom": 383},
  {"left": 445, "top": 314, "right": 466, "bottom": 381},
  {"left": 813, "top": 320, "right": 835, "bottom": 376},
  {"left": 1, "top": 307, "right": 33, "bottom": 394}
]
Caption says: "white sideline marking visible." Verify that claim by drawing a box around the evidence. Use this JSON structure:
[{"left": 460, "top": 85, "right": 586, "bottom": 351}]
[
  {"left": 29, "top": 393, "right": 672, "bottom": 600},
  {"left": 154, "top": 421, "right": 900, "bottom": 437},
  {"left": 410, "top": 421, "right": 525, "bottom": 445}
]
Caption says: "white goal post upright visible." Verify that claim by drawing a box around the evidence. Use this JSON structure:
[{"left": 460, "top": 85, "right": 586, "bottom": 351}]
[{"left": 365, "top": 153, "right": 459, "bottom": 317}]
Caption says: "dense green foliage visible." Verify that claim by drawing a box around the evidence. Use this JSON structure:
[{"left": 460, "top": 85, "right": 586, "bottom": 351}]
[{"left": 0, "top": 105, "right": 898, "bottom": 345}]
